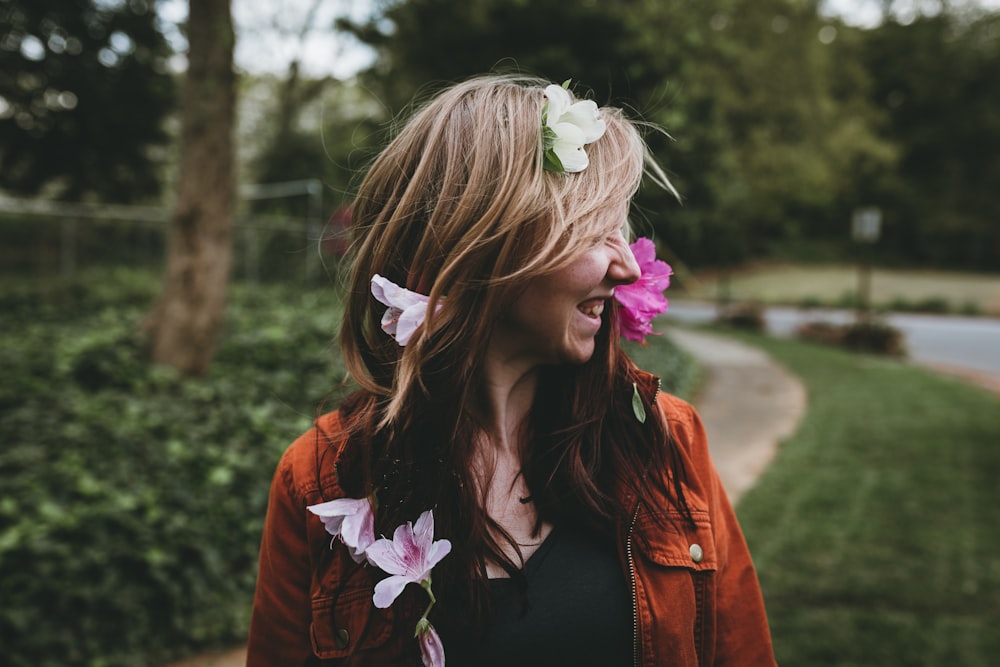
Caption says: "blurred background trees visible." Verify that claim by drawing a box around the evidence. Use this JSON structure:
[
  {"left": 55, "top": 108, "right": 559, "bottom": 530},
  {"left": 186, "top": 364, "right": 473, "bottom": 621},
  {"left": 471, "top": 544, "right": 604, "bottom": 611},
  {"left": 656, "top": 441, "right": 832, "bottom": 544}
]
[
  {"left": 2, "top": 0, "right": 999, "bottom": 270},
  {"left": 276, "top": 0, "right": 1000, "bottom": 272},
  {"left": 0, "top": 0, "right": 176, "bottom": 202}
]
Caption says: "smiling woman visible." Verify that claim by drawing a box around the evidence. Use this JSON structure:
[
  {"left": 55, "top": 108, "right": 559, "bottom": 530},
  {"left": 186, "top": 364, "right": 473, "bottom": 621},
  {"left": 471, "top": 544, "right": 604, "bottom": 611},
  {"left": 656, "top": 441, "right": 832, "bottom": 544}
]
[{"left": 246, "top": 74, "right": 776, "bottom": 667}]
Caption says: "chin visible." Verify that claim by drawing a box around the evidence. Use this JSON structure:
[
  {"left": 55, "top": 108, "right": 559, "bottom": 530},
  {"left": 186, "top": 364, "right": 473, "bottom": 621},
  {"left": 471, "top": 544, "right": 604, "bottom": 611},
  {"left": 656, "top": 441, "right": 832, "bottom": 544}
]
[{"left": 562, "top": 343, "right": 596, "bottom": 366}]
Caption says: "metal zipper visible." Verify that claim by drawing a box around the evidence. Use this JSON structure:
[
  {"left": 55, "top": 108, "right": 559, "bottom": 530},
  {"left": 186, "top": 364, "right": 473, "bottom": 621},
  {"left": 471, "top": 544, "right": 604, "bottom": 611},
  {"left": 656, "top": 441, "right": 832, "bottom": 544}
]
[
  {"left": 627, "top": 374, "right": 659, "bottom": 667},
  {"left": 627, "top": 502, "right": 641, "bottom": 667}
]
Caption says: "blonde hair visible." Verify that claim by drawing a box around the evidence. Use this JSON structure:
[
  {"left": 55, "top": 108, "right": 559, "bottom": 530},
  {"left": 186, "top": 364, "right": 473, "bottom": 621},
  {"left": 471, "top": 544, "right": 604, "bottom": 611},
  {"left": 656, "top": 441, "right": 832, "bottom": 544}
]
[{"left": 340, "top": 74, "right": 672, "bottom": 424}]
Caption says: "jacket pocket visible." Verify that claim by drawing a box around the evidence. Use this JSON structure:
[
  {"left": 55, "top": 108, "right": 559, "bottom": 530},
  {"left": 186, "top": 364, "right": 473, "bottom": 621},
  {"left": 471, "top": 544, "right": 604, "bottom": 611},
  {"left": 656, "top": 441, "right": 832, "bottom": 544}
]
[
  {"left": 633, "top": 508, "right": 717, "bottom": 572},
  {"left": 311, "top": 583, "right": 395, "bottom": 661},
  {"left": 632, "top": 508, "right": 718, "bottom": 665}
]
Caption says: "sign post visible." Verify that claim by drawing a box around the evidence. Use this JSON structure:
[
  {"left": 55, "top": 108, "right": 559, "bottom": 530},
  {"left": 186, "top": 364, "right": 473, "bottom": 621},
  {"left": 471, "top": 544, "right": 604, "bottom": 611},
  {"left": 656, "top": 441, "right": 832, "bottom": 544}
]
[{"left": 851, "top": 207, "right": 882, "bottom": 322}]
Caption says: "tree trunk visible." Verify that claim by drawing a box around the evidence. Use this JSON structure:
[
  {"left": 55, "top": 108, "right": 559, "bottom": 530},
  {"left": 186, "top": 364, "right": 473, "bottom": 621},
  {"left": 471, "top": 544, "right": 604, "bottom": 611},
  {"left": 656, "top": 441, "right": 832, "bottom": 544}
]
[{"left": 146, "top": 0, "right": 236, "bottom": 376}]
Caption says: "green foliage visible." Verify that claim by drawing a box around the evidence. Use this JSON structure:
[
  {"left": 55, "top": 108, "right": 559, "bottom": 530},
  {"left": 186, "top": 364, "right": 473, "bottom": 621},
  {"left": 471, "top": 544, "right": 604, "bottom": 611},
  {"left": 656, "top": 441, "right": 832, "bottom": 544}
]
[
  {"left": 0, "top": 0, "right": 177, "bottom": 202},
  {"left": 243, "top": 76, "right": 383, "bottom": 217},
  {"left": 623, "top": 332, "right": 701, "bottom": 401},
  {"left": 858, "top": 12, "right": 1000, "bottom": 270},
  {"left": 0, "top": 275, "right": 347, "bottom": 667},
  {"left": 736, "top": 335, "right": 1000, "bottom": 665}
]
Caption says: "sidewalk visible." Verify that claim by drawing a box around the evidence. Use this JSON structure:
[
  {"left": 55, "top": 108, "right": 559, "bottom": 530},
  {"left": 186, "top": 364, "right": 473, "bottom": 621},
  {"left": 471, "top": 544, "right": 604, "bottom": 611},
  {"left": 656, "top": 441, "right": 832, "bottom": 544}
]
[
  {"left": 165, "top": 327, "right": 804, "bottom": 667},
  {"left": 666, "top": 327, "right": 807, "bottom": 505}
]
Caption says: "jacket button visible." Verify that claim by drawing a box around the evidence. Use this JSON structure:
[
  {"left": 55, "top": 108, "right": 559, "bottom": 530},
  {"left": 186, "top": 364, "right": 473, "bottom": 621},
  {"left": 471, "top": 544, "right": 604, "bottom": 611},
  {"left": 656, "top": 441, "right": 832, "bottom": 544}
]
[
  {"left": 689, "top": 543, "right": 704, "bottom": 563},
  {"left": 334, "top": 628, "right": 350, "bottom": 650}
]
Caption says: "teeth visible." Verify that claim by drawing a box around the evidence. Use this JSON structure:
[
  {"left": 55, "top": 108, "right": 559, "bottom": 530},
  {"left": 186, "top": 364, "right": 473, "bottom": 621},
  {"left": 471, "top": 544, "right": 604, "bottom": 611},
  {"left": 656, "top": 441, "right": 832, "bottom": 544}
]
[{"left": 578, "top": 302, "right": 605, "bottom": 318}]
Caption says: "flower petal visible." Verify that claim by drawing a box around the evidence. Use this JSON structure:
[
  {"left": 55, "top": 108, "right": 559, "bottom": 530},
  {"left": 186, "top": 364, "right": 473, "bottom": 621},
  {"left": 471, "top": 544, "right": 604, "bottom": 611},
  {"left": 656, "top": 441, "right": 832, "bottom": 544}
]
[
  {"left": 614, "top": 237, "right": 673, "bottom": 342},
  {"left": 365, "top": 535, "right": 410, "bottom": 576},
  {"left": 551, "top": 122, "right": 590, "bottom": 173},
  {"left": 561, "top": 100, "right": 606, "bottom": 143},
  {"left": 394, "top": 305, "right": 428, "bottom": 346},
  {"left": 371, "top": 274, "right": 441, "bottom": 346},
  {"left": 543, "top": 84, "right": 570, "bottom": 124},
  {"left": 308, "top": 497, "right": 377, "bottom": 562},
  {"left": 372, "top": 575, "right": 410, "bottom": 609},
  {"left": 412, "top": 510, "right": 435, "bottom": 545},
  {"left": 339, "top": 504, "right": 375, "bottom": 561},
  {"left": 425, "top": 539, "right": 452, "bottom": 571},
  {"left": 371, "top": 274, "right": 427, "bottom": 311}
]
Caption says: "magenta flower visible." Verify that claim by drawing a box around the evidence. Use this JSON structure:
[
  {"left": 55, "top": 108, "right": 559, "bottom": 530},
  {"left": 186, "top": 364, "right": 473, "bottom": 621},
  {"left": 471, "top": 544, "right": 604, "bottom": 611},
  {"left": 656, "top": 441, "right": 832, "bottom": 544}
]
[
  {"left": 371, "top": 274, "right": 442, "bottom": 346},
  {"left": 307, "top": 497, "right": 375, "bottom": 564},
  {"left": 614, "top": 237, "right": 673, "bottom": 343},
  {"left": 415, "top": 619, "right": 446, "bottom": 667},
  {"left": 365, "top": 510, "right": 452, "bottom": 609}
]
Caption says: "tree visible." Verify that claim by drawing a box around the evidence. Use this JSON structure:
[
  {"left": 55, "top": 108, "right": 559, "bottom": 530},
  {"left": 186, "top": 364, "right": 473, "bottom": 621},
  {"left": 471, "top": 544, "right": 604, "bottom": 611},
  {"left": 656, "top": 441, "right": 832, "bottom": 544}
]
[
  {"left": 0, "top": 0, "right": 175, "bottom": 202},
  {"left": 859, "top": 11, "right": 1000, "bottom": 268},
  {"left": 338, "top": 0, "right": 659, "bottom": 114},
  {"left": 144, "top": 0, "right": 235, "bottom": 375}
]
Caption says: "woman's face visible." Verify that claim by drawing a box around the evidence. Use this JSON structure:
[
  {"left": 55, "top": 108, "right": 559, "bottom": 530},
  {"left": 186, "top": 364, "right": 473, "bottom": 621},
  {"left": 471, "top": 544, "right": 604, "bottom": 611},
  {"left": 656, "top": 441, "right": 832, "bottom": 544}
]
[{"left": 489, "top": 204, "right": 641, "bottom": 372}]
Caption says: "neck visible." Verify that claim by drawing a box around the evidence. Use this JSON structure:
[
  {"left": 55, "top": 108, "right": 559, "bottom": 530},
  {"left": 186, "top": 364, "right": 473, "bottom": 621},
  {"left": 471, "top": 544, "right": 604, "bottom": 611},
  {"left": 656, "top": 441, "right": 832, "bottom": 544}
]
[{"left": 477, "top": 354, "right": 539, "bottom": 456}]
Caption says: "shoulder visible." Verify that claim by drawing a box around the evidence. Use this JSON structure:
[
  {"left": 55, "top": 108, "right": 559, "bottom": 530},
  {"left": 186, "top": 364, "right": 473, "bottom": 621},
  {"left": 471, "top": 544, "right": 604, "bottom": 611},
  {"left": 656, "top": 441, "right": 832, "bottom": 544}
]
[
  {"left": 653, "top": 390, "right": 717, "bottom": 502},
  {"left": 655, "top": 391, "right": 701, "bottom": 428},
  {"left": 653, "top": 390, "right": 710, "bottom": 458},
  {"left": 271, "top": 410, "right": 350, "bottom": 506}
]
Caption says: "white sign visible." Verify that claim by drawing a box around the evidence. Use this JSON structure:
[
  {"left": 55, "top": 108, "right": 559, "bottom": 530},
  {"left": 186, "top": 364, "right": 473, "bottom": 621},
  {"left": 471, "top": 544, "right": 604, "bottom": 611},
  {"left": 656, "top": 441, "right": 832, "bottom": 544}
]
[{"left": 852, "top": 207, "right": 882, "bottom": 243}]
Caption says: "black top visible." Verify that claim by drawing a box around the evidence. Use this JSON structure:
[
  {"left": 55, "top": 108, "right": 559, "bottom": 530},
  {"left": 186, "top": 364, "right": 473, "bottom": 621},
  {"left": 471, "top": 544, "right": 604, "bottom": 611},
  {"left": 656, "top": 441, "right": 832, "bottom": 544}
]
[{"left": 437, "top": 525, "right": 633, "bottom": 666}]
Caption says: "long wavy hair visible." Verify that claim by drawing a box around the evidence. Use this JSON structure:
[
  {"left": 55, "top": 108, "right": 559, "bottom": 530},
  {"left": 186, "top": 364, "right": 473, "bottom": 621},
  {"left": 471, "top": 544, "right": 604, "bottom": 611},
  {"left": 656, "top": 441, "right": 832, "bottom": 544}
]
[{"left": 334, "top": 74, "right": 689, "bottom": 615}]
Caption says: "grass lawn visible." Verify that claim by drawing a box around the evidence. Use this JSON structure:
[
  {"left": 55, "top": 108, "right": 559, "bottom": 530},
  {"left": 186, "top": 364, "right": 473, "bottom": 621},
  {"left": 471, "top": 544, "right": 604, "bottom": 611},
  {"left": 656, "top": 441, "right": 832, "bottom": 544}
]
[
  {"left": 678, "top": 264, "right": 1000, "bottom": 316},
  {"left": 729, "top": 334, "right": 1000, "bottom": 666}
]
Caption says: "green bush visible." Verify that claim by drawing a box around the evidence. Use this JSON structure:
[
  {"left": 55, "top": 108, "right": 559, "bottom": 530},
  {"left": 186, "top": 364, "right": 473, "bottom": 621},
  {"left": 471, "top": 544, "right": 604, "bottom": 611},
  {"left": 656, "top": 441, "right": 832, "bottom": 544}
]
[
  {"left": 794, "top": 318, "right": 906, "bottom": 357},
  {"left": 715, "top": 301, "right": 767, "bottom": 333},
  {"left": 0, "top": 274, "right": 697, "bottom": 666},
  {"left": 0, "top": 279, "right": 347, "bottom": 667}
]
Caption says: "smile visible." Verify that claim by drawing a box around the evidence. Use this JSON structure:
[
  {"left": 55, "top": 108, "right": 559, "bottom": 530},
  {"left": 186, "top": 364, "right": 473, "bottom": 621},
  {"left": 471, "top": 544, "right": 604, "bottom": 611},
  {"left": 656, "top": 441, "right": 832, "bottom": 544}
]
[{"left": 577, "top": 300, "right": 605, "bottom": 319}]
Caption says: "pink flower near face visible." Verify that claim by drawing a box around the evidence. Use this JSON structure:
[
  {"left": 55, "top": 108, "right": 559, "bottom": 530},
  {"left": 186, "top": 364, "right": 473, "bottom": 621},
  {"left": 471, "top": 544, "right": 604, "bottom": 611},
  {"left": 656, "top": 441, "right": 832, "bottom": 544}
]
[
  {"left": 416, "top": 619, "right": 445, "bottom": 667},
  {"left": 365, "top": 510, "right": 452, "bottom": 609},
  {"left": 614, "top": 237, "right": 673, "bottom": 343},
  {"left": 307, "top": 497, "right": 375, "bottom": 563}
]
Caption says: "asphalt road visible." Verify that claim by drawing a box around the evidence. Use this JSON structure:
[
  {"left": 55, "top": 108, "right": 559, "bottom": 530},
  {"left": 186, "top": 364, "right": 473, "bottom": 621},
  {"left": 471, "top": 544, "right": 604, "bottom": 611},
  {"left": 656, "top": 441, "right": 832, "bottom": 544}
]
[{"left": 664, "top": 301, "right": 1000, "bottom": 388}]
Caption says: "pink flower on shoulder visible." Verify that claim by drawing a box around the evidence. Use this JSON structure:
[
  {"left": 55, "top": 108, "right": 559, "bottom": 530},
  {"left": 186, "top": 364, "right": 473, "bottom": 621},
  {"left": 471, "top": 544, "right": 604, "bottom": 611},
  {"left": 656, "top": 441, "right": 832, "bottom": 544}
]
[
  {"left": 307, "top": 497, "right": 375, "bottom": 564},
  {"left": 614, "top": 237, "right": 673, "bottom": 343},
  {"left": 365, "top": 510, "right": 452, "bottom": 609}
]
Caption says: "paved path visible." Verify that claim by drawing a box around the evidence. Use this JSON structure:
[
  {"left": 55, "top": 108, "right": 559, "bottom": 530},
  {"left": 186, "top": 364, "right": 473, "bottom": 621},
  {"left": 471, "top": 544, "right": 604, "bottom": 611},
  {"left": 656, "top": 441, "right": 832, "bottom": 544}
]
[
  {"left": 666, "top": 327, "right": 807, "bottom": 505},
  {"left": 164, "top": 327, "right": 804, "bottom": 667}
]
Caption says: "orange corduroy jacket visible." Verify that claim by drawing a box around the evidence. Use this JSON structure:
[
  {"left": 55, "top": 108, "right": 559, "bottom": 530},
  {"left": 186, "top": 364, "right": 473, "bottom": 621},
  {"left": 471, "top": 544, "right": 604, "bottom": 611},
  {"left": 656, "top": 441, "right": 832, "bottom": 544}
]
[{"left": 247, "top": 378, "right": 777, "bottom": 666}]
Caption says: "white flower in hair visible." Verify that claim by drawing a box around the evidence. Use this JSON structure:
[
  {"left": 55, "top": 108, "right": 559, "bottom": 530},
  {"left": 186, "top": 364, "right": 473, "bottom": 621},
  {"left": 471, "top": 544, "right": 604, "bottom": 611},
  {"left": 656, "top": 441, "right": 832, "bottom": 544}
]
[
  {"left": 371, "top": 274, "right": 440, "bottom": 346},
  {"left": 542, "top": 82, "right": 607, "bottom": 173}
]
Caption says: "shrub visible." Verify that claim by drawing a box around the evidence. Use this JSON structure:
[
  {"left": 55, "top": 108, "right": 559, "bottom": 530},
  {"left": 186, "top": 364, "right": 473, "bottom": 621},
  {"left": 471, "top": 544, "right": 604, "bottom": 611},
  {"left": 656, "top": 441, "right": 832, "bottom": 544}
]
[
  {"left": 716, "top": 301, "right": 767, "bottom": 332},
  {"left": 0, "top": 281, "right": 347, "bottom": 667},
  {"left": 959, "top": 300, "right": 982, "bottom": 317},
  {"left": 796, "top": 295, "right": 826, "bottom": 310},
  {"left": 841, "top": 319, "right": 906, "bottom": 356},
  {"left": 794, "top": 321, "right": 846, "bottom": 347},
  {"left": 794, "top": 318, "right": 906, "bottom": 357},
  {"left": 887, "top": 295, "right": 951, "bottom": 314}
]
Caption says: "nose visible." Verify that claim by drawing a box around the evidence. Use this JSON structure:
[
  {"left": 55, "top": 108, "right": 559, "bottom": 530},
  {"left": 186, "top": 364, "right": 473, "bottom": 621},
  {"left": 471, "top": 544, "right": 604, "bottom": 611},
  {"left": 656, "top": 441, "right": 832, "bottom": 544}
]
[{"left": 606, "top": 235, "right": 641, "bottom": 285}]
